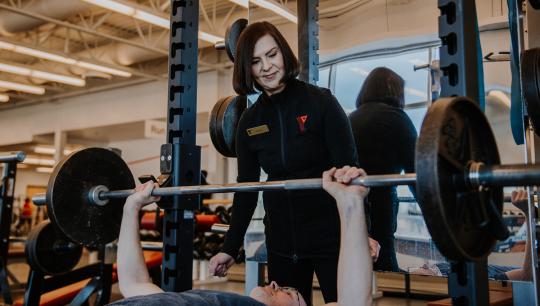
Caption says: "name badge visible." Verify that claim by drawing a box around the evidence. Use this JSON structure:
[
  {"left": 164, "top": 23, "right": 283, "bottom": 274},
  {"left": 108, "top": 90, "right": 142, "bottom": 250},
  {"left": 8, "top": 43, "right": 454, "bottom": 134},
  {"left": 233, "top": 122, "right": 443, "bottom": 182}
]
[{"left": 247, "top": 124, "right": 270, "bottom": 136}]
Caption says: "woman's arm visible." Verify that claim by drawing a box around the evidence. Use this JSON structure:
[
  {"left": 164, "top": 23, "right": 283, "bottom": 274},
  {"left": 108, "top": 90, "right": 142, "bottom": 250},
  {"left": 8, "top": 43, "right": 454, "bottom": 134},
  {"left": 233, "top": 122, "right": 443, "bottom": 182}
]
[{"left": 211, "top": 114, "right": 261, "bottom": 275}]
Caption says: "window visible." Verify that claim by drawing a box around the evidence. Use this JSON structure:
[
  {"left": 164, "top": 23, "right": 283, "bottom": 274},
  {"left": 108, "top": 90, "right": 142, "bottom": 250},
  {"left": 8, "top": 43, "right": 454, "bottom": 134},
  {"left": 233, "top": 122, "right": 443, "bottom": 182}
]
[
  {"left": 334, "top": 49, "right": 430, "bottom": 113},
  {"left": 317, "top": 67, "right": 330, "bottom": 89}
]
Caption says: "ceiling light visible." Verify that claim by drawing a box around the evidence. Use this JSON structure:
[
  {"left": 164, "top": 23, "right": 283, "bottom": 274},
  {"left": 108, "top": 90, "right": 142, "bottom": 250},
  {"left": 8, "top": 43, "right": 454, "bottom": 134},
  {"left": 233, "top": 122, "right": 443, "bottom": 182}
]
[
  {"left": 0, "top": 40, "right": 131, "bottom": 77},
  {"left": 82, "top": 0, "right": 224, "bottom": 43},
  {"left": 0, "top": 80, "right": 45, "bottom": 95},
  {"left": 84, "top": 0, "right": 135, "bottom": 15},
  {"left": 249, "top": 0, "right": 297, "bottom": 23},
  {"left": 229, "top": 0, "right": 249, "bottom": 8},
  {"left": 36, "top": 167, "right": 54, "bottom": 173},
  {"left": 198, "top": 32, "right": 224, "bottom": 45},
  {"left": 0, "top": 62, "right": 85, "bottom": 87},
  {"left": 134, "top": 10, "right": 169, "bottom": 28}
]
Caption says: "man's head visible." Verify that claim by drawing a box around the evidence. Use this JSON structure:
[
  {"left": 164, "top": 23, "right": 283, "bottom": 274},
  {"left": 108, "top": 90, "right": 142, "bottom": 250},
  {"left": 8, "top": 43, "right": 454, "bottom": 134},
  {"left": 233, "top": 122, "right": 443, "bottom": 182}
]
[{"left": 249, "top": 281, "right": 307, "bottom": 306}]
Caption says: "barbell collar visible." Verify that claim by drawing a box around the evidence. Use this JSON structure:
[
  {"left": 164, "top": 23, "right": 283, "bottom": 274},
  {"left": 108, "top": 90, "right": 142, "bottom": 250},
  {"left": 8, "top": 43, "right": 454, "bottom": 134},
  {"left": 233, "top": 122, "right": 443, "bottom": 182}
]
[
  {"left": 0, "top": 151, "right": 26, "bottom": 163},
  {"left": 88, "top": 185, "right": 110, "bottom": 206},
  {"left": 32, "top": 194, "right": 46, "bottom": 206},
  {"left": 473, "top": 164, "right": 540, "bottom": 187}
]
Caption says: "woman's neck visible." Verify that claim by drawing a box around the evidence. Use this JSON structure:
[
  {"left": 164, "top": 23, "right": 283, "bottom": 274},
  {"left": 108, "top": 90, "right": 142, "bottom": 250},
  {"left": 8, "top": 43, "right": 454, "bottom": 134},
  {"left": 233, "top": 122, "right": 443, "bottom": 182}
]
[{"left": 264, "top": 83, "right": 286, "bottom": 96}]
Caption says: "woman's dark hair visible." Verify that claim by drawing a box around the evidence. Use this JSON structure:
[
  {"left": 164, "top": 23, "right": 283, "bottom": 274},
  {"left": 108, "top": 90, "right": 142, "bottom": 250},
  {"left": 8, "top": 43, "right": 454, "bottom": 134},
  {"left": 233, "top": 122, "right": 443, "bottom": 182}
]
[
  {"left": 233, "top": 21, "right": 299, "bottom": 95},
  {"left": 355, "top": 67, "right": 405, "bottom": 109}
]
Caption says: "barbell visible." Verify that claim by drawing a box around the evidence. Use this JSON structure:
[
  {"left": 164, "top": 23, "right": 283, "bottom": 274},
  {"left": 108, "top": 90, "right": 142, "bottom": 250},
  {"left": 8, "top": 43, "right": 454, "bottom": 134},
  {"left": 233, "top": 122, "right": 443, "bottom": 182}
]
[
  {"left": 31, "top": 97, "right": 538, "bottom": 261},
  {"left": 0, "top": 151, "right": 26, "bottom": 163}
]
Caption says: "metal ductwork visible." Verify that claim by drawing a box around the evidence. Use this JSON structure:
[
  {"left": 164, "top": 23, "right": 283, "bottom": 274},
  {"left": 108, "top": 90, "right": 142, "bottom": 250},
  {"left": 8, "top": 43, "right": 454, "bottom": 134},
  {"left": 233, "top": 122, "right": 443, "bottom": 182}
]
[{"left": 0, "top": 0, "right": 89, "bottom": 36}]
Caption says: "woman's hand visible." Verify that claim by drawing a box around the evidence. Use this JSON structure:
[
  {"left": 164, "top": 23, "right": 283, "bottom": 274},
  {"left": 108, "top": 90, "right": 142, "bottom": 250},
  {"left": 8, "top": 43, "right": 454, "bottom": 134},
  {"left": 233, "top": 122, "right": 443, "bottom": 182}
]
[
  {"left": 209, "top": 252, "right": 236, "bottom": 277},
  {"left": 369, "top": 237, "right": 381, "bottom": 262}
]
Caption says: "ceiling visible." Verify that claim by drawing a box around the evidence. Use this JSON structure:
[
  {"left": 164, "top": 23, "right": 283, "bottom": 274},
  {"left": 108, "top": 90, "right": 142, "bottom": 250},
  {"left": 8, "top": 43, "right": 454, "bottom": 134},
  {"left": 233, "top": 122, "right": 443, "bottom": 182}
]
[
  {"left": 0, "top": 0, "right": 370, "bottom": 111},
  {"left": 0, "top": 0, "right": 255, "bottom": 110}
]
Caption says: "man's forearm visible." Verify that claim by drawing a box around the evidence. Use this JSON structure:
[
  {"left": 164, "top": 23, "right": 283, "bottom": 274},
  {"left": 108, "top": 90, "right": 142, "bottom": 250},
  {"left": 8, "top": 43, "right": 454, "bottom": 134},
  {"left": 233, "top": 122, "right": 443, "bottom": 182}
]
[
  {"left": 117, "top": 205, "right": 162, "bottom": 297},
  {"left": 336, "top": 195, "right": 372, "bottom": 306}
]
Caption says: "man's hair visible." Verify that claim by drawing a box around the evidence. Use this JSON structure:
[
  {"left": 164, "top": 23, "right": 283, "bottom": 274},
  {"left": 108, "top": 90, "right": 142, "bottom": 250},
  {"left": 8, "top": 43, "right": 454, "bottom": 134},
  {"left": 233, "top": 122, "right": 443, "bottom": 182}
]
[
  {"left": 356, "top": 67, "right": 405, "bottom": 109},
  {"left": 232, "top": 21, "right": 299, "bottom": 95}
]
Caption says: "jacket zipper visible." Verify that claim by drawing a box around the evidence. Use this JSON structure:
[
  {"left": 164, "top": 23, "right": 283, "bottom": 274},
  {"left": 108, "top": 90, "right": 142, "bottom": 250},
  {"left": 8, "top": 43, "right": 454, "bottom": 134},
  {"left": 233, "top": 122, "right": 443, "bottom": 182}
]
[{"left": 275, "top": 101, "right": 298, "bottom": 263}]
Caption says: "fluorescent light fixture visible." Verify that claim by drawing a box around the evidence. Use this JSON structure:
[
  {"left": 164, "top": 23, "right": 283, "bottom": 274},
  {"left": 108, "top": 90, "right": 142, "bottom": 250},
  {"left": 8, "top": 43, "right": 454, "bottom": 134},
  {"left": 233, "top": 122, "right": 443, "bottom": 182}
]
[
  {"left": 75, "top": 62, "right": 131, "bottom": 77},
  {"left": 0, "top": 80, "right": 45, "bottom": 95},
  {"left": 250, "top": 0, "right": 297, "bottom": 23},
  {"left": 0, "top": 94, "right": 8, "bottom": 102},
  {"left": 36, "top": 167, "right": 54, "bottom": 173},
  {"left": 134, "top": 10, "right": 169, "bottom": 28},
  {"left": 84, "top": 0, "right": 134, "bottom": 14},
  {"left": 23, "top": 157, "right": 55, "bottom": 167},
  {"left": 0, "top": 40, "right": 131, "bottom": 77},
  {"left": 34, "top": 146, "right": 73, "bottom": 155},
  {"left": 0, "top": 62, "right": 85, "bottom": 87},
  {"left": 198, "top": 32, "right": 224, "bottom": 45},
  {"left": 229, "top": 0, "right": 249, "bottom": 8},
  {"left": 82, "top": 0, "right": 224, "bottom": 43}
]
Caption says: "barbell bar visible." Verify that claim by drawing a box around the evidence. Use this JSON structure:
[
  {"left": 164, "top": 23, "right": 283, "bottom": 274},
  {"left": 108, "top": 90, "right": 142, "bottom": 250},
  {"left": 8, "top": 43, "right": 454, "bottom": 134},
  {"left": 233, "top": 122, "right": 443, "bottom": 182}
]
[
  {"left": 32, "top": 173, "right": 417, "bottom": 206},
  {"left": 0, "top": 151, "right": 26, "bottom": 163},
  {"left": 31, "top": 163, "right": 540, "bottom": 207},
  {"left": 27, "top": 97, "right": 540, "bottom": 261}
]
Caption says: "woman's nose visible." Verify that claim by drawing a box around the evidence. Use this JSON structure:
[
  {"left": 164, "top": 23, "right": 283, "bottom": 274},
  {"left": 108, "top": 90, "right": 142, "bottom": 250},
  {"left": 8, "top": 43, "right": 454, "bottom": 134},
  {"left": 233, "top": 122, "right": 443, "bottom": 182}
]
[{"left": 261, "top": 58, "right": 271, "bottom": 71}]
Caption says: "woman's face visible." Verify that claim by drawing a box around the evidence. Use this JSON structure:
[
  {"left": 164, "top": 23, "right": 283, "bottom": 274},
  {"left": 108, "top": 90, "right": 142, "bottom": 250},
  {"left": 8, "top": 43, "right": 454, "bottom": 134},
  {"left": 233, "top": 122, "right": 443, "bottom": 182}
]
[{"left": 251, "top": 34, "right": 286, "bottom": 96}]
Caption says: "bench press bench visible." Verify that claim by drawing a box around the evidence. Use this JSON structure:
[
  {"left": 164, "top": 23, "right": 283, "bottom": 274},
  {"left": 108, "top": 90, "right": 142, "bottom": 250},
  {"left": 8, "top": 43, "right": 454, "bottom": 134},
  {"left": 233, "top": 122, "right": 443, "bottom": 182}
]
[{"left": 13, "top": 251, "right": 162, "bottom": 306}]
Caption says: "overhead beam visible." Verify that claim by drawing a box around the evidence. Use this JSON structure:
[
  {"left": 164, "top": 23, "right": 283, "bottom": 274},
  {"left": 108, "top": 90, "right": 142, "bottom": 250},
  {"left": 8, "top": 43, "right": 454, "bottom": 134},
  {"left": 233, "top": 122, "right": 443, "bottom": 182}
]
[{"left": 0, "top": 3, "right": 168, "bottom": 56}]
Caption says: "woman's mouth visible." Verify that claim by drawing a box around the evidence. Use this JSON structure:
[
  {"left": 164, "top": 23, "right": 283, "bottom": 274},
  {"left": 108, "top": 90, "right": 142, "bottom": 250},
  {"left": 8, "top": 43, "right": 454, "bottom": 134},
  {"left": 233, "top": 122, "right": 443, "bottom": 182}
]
[{"left": 263, "top": 72, "right": 277, "bottom": 81}]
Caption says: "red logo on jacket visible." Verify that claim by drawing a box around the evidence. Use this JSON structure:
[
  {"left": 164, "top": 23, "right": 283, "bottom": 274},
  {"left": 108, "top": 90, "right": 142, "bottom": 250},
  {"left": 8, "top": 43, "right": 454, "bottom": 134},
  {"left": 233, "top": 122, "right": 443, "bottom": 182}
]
[{"left": 297, "top": 115, "right": 308, "bottom": 132}]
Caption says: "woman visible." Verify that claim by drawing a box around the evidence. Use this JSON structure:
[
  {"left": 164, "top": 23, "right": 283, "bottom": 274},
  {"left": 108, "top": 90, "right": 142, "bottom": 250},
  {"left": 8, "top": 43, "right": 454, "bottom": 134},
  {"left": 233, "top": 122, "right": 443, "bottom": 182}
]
[
  {"left": 348, "top": 67, "right": 417, "bottom": 272},
  {"left": 209, "top": 22, "right": 358, "bottom": 305}
]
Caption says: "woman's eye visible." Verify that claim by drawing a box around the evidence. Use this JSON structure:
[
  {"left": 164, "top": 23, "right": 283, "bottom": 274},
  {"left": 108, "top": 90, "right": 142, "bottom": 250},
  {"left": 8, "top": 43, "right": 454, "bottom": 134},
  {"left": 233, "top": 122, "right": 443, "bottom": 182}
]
[
  {"left": 252, "top": 60, "right": 260, "bottom": 65},
  {"left": 269, "top": 52, "right": 277, "bottom": 57}
]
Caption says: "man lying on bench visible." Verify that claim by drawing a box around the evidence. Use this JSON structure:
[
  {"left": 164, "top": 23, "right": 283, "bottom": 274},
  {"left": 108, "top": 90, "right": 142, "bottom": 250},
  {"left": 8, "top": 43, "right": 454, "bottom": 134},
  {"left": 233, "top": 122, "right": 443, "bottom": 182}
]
[{"left": 110, "top": 166, "right": 373, "bottom": 306}]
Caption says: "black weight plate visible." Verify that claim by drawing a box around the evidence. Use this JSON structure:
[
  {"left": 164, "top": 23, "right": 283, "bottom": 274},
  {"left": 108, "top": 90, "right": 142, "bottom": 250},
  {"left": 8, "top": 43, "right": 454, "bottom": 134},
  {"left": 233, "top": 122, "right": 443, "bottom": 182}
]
[
  {"left": 46, "top": 148, "right": 135, "bottom": 247},
  {"left": 209, "top": 95, "right": 247, "bottom": 157},
  {"left": 25, "top": 221, "right": 83, "bottom": 275},
  {"left": 210, "top": 96, "right": 233, "bottom": 157},
  {"left": 521, "top": 48, "right": 540, "bottom": 136},
  {"left": 218, "top": 96, "right": 247, "bottom": 156},
  {"left": 225, "top": 18, "right": 248, "bottom": 62},
  {"left": 416, "top": 97, "right": 503, "bottom": 261}
]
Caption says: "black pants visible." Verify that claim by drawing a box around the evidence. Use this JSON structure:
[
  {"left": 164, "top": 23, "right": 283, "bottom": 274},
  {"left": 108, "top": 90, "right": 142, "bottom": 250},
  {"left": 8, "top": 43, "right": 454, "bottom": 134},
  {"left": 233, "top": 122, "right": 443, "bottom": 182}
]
[
  {"left": 267, "top": 252, "right": 338, "bottom": 306},
  {"left": 369, "top": 189, "right": 400, "bottom": 272}
]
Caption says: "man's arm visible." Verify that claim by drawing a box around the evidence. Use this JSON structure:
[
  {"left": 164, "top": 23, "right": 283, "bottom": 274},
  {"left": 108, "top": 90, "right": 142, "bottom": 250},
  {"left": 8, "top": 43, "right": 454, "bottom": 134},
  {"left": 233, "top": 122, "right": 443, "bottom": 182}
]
[
  {"left": 117, "top": 182, "right": 164, "bottom": 298},
  {"left": 322, "top": 167, "right": 372, "bottom": 306}
]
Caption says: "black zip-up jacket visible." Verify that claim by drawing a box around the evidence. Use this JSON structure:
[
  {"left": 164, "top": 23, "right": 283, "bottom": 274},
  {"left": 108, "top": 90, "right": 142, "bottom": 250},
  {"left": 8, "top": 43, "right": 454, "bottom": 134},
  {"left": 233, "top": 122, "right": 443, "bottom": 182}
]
[{"left": 221, "top": 79, "right": 358, "bottom": 260}]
